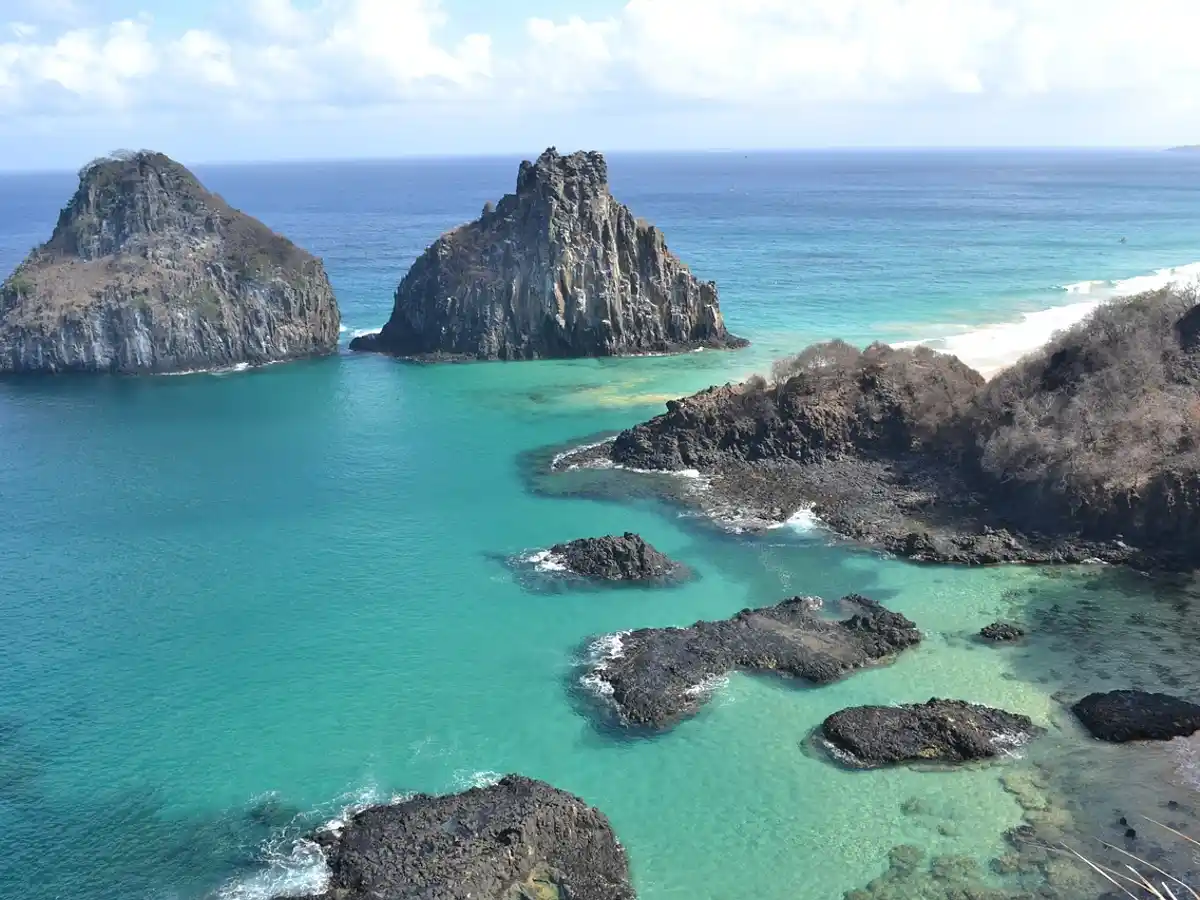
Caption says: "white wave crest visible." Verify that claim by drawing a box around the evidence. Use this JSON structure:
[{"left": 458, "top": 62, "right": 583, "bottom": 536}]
[
  {"left": 452, "top": 769, "right": 504, "bottom": 791},
  {"left": 684, "top": 674, "right": 729, "bottom": 698},
  {"left": 219, "top": 785, "right": 411, "bottom": 900},
  {"left": 767, "top": 505, "right": 823, "bottom": 533},
  {"left": 579, "top": 631, "right": 629, "bottom": 699},
  {"left": 551, "top": 439, "right": 611, "bottom": 470},
  {"left": 897, "top": 260, "right": 1200, "bottom": 377},
  {"left": 522, "top": 549, "right": 568, "bottom": 573}
]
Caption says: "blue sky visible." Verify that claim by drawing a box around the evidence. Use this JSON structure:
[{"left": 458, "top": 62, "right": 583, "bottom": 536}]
[{"left": 2, "top": 0, "right": 1199, "bottom": 171}]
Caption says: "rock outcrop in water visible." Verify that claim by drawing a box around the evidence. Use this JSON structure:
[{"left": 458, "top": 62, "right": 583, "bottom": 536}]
[
  {"left": 350, "top": 148, "right": 745, "bottom": 360},
  {"left": 580, "top": 290, "right": 1200, "bottom": 570},
  {"left": 548, "top": 533, "right": 681, "bottom": 581},
  {"left": 818, "top": 699, "right": 1038, "bottom": 767},
  {"left": 0, "top": 151, "right": 340, "bottom": 374},
  {"left": 980, "top": 622, "right": 1026, "bottom": 642},
  {"left": 586, "top": 594, "right": 921, "bottom": 729},
  {"left": 293, "top": 775, "right": 635, "bottom": 900},
  {"left": 1072, "top": 690, "right": 1200, "bottom": 743}
]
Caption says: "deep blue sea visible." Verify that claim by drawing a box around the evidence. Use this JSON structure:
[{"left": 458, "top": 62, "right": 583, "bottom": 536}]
[{"left": 3, "top": 151, "right": 1200, "bottom": 900}]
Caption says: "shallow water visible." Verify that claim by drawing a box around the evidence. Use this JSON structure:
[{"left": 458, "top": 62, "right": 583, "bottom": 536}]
[{"left": 2, "top": 152, "right": 1200, "bottom": 899}]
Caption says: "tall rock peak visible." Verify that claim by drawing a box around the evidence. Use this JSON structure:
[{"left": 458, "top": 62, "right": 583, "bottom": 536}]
[
  {"left": 48, "top": 151, "right": 214, "bottom": 259},
  {"left": 0, "top": 150, "right": 341, "bottom": 374},
  {"left": 352, "top": 147, "right": 746, "bottom": 361}
]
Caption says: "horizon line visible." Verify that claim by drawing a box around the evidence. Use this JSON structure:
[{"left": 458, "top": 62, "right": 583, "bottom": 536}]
[{"left": 0, "top": 144, "right": 1186, "bottom": 176}]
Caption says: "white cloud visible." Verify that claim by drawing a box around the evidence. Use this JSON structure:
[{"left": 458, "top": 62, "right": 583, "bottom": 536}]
[{"left": 4, "top": 0, "right": 1200, "bottom": 124}]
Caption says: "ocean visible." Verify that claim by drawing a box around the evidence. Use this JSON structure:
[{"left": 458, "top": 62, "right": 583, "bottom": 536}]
[{"left": 1, "top": 150, "right": 1199, "bottom": 899}]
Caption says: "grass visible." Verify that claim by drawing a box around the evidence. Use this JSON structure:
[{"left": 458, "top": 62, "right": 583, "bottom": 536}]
[{"left": 1067, "top": 817, "right": 1198, "bottom": 899}]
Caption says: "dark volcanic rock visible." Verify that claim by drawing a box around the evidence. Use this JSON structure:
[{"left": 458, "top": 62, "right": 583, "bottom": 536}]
[
  {"left": 587, "top": 594, "right": 921, "bottom": 729},
  {"left": 594, "top": 329, "right": 1189, "bottom": 568},
  {"left": 291, "top": 775, "right": 635, "bottom": 900},
  {"left": 0, "top": 151, "right": 340, "bottom": 374},
  {"left": 549, "top": 533, "right": 680, "bottom": 581},
  {"left": 351, "top": 147, "right": 745, "bottom": 360},
  {"left": 819, "top": 699, "right": 1038, "bottom": 767},
  {"left": 1072, "top": 690, "right": 1200, "bottom": 743},
  {"left": 980, "top": 622, "right": 1026, "bottom": 642}
]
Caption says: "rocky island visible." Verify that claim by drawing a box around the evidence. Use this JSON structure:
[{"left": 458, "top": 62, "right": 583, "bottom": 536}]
[
  {"left": 292, "top": 775, "right": 635, "bottom": 900},
  {"left": 0, "top": 151, "right": 340, "bottom": 374},
  {"left": 536, "top": 533, "right": 683, "bottom": 582},
  {"left": 584, "top": 594, "right": 921, "bottom": 729},
  {"left": 350, "top": 148, "right": 745, "bottom": 360},
  {"left": 1073, "top": 690, "right": 1200, "bottom": 743},
  {"left": 818, "top": 699, "right": 1039, "bottom": 767},
  {"left": 558, "top": 289, "right": 1200, "bottom": 570}
]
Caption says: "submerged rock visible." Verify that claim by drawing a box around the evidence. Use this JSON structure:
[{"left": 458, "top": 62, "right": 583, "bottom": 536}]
[
  {"left": 0, "top": 151, "right": 340, "bottom": 374},
  {"left": 1072, "top": 690, "right": 1200, "bottom": 743},
  {"left": 980, "top": 622, "right": 1026, "bottom": 642},
  {"left": 351, "top": 147, "right": 745, "bottom": 360},
  {"left": 584, "top": 594, "right": 921, "bottom": 729},
  {"left": 819, "top": 699, "right": 1038, "bottom": 767},
  {"left": 547, "top": 533, "right": 681, "bottom": 581},
  {"left": 289, "top": 775, "right": 635, "bottom": 900}
]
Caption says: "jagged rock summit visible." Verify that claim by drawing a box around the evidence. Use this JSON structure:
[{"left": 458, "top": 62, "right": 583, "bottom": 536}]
[
  {"left": 0, "top": 150, "right": 340, "bottom": 374},
  {"left": 351, "top": 147, "right": 746, "bottom": 360}
]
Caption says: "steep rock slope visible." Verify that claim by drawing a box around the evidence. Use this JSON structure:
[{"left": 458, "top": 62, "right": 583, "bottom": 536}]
[
  {"left": 351, "top": 147, "right": 744, "bottom": 360},
  {"left": 0, "top": 151, "right": 340, "bottom": 374}
]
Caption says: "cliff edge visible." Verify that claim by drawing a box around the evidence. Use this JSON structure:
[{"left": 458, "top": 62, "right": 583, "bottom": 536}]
[
  {"left": 0, "top": 151, "right": 340, "bottom": 374},
  {"left": 351, "top": 147, "right": 745, "bottom": 360}
]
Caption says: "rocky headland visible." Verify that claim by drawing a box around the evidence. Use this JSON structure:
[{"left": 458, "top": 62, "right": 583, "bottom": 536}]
[
  {"left": 1072, "top": 690, "right": 1200, "bottom": 743},
  {"left": 818, "top": 699, "right": 1039, "bottom": 767},
  {"left": 0, "top": 151, "right": 340, "bottom": 374},
  {"left": 584, "top": 594, "right": 921, "bottom": 729},
  {"left": 290, "top": 775, "right": 635, "bottom": 900},
  {"left": 556, "top": 290, "right": 1200, "bottom": 570},
  {"left": 540, "top": 533, "right": 682, "bottom": 582},
  {"left": 350, "top": 148, "right": 745, "bottom": 360}
]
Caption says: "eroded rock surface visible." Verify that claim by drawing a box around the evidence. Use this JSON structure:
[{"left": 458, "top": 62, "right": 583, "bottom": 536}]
[
  {"left": 585, "top": 594, "right": 921, "bottom": 729},
  {"left": 0, "top": 151, "right": 340, "bottom": 374},
  {"left": 819, "top": 699, "right": 1038, "bottom": 767},
  {"left": 1073, "top": 690, "right": 1200, "bottom": 743},
  {"left": 351, "top": 148, "right": 745, "bottom": 361},
  {"left": 289, "top": 775, "right": 635, "bottom": 900}
]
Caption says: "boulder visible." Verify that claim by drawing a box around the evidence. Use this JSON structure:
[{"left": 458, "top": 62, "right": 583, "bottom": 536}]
[
  {"left": 819, "top": 699, "right": 1038, "bottom": 767},
  {"left": 288, "top": 775, "right": 635, "bottom": 900},
  {"left": 1073, "top": 690, "right": 1200, "bottom": 743}
]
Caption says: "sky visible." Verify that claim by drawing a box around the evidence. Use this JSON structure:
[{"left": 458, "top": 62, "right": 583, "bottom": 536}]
[{"left": 2, "top": 0, "right": 1200, "bottom": 170}]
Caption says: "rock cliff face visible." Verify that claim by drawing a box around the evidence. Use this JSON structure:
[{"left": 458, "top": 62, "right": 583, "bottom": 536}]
[
  {"left": 291, "top": 775, "right": 636, "bottom": 900},
  {"left": 351, "top": 148, "right": 745, "bottom": 360},
  {"left": 0, "top": 151, "right": 340, "bottom": 374}
]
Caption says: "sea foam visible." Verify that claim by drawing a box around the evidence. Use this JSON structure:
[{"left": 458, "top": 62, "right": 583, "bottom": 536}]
[
  {"left": 218, "top": 785, "right": 411, "bottom": 900},
  {"left": 897, "top": 261, "right": 1200, "bottom": 377}
]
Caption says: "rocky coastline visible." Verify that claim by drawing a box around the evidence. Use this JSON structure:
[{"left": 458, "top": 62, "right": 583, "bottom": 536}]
[
  {"left": 551, "top": 292, "right": 1200, "bottom": 571},
  {"left": 583, "top": 594, "right": 921, "bottom": 729},
  {"left": 0, "top": 151, "right": 340, "bottom": 374},
  {"left": 350, "top": 148, "right": 745, "bottom": 361},
  {"left": 289, "top": 775, "right": 635, "bottom": 900}
]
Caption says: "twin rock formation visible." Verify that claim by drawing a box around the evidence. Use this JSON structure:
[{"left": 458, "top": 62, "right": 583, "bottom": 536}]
[{"left": 0, "top": 148, "right": 740, "bottom": 374}]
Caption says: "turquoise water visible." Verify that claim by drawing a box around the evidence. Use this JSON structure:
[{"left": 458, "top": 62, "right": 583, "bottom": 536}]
[{"left": 2, "top": 152, "right": 1200, "bottom": 899}]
